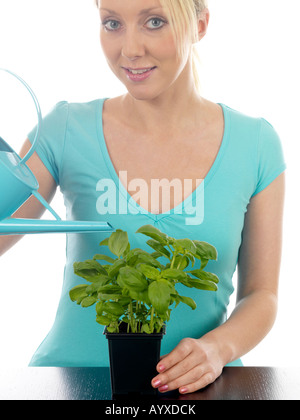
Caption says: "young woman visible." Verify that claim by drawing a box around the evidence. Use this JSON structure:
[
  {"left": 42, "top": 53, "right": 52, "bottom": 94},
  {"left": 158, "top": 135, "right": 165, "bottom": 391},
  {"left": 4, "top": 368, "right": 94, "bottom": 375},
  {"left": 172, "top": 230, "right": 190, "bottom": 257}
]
[{"left": 0, "top": 0, "right": 286, "bottom": 395}]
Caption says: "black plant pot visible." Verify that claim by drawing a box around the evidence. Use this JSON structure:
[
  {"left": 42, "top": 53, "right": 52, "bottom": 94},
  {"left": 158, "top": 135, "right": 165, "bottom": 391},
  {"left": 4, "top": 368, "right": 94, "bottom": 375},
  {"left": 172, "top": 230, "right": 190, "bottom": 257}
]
[{"left": 104, "top": 324, "right": 165, "bottom": 396}]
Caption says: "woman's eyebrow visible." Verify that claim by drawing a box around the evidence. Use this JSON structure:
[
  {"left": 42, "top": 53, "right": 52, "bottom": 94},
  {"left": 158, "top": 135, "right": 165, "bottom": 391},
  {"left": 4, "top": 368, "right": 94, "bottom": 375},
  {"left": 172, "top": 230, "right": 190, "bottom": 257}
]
[
  {"left": 100, "top": 7, "right": 163, "bottom": 16},
  {"left": 138, "top": 7, "right": 164, "bottom": 15},
  {"left": 100, "top": 8, "right": 119, "bottom": 15},
  {"left": 100, "top": 7, "right": 118, "bottom": 15}
]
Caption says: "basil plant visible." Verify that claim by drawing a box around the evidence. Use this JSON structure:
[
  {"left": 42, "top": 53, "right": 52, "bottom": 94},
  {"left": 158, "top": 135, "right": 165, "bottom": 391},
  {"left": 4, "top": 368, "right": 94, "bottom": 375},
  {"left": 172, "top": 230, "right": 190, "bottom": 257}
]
[{"left": 69, "top": 225, "right": 219, "bottom": 334}]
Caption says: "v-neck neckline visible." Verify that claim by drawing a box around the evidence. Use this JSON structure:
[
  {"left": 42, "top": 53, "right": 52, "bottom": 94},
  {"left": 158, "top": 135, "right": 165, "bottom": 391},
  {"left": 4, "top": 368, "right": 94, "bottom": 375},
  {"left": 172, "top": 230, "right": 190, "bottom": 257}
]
[{"left": 97, "top": 99, "right": 230, "bottom": 222}]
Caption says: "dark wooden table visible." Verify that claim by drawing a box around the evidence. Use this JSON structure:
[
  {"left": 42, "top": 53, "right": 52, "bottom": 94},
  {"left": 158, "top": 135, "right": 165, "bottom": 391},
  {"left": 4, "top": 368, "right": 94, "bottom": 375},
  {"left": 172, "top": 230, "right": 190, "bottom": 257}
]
[{"left": 0, "top": 367, "right": 299, "bottom": 401}]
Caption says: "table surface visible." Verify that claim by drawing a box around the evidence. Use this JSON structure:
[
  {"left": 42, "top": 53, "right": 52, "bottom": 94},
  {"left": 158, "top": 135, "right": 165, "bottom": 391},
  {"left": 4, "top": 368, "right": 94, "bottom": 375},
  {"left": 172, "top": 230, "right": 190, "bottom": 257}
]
[{"left": 0, "top": 367, "right": 300, "bottom": 400}]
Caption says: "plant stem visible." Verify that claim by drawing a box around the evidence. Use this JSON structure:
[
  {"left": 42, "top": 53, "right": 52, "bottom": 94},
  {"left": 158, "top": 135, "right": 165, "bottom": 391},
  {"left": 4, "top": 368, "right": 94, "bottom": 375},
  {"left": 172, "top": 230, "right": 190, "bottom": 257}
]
[
  {"left": 137, "top": 301, "right": 141, "bottom": 333},
  {"left": 150, "top": 306, "right": 155, "bottom": 333},
  {"left": 170, "top": 251, "right": 178, "bottom": 269},
  {"left": 128, "top": 302, "right": 134, "bottom": 333}
]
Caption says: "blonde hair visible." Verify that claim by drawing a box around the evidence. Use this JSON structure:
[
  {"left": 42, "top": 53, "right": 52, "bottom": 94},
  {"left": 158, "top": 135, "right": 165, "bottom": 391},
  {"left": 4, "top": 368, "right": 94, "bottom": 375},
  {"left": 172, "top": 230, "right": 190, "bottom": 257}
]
[
  {"left": 159, "top": 0, "right": 208, "bottom": 91},
  {"left": 94, "top": 0, "right": 208, "bottom": 90}
]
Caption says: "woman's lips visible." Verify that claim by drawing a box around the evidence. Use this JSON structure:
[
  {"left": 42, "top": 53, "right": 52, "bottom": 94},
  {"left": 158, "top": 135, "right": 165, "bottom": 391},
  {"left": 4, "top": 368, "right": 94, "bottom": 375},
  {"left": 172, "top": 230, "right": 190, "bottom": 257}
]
[{"left": 123, "top": 67, "right": 156, "bottom": 82}]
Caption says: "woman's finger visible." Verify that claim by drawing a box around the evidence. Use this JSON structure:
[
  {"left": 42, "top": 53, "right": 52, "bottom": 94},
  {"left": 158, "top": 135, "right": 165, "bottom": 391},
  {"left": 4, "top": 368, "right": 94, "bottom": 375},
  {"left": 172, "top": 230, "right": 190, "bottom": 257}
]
[
  {"left": 156, "top": 338, "right": 195, "bottom": 373},
  {"left": 158, "top": 364, "right": 206, "bottom": 393},
  {"left": 152, "top": 353, "right": 200, "bottom": 389}
]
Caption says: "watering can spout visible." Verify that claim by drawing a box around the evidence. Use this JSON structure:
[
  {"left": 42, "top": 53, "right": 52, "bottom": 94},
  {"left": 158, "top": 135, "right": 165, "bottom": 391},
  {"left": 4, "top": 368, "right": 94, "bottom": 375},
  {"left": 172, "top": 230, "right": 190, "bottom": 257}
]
[{"left": 0, "top": 219, "right": 114, "bottom": 235}]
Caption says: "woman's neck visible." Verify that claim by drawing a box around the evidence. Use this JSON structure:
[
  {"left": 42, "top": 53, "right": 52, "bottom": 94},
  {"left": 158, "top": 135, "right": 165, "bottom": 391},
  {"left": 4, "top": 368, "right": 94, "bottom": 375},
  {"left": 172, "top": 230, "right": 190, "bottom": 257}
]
[
  {"left": 120, "top": 63, "right": 206, "bottom": 137},
  {"left": 122, "top": 90, "right": 205, "bottom": 136}
]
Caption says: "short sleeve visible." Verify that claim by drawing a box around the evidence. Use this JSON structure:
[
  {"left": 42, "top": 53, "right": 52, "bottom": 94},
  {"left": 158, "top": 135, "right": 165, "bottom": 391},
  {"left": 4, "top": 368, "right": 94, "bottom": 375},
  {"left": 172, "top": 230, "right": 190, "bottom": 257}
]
[
  {"left": 251, "top": 118, "right": 286, "bottom": 197},
  {"left": 27, "top": 101, "right": 69, "bottom": 185}
]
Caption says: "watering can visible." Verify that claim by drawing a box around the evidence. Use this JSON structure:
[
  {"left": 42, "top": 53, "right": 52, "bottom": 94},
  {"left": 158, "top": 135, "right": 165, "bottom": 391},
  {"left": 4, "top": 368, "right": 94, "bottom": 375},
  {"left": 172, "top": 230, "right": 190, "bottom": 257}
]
[{"left": 0, "top": 68, "right": 113, "bottom": 235}]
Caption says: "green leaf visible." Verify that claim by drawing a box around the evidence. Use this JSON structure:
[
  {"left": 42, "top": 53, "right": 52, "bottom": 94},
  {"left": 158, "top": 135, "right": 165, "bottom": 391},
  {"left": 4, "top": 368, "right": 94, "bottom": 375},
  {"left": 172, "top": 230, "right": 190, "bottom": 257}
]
[
  {"left": 96, "top": 315, "right": 111, "bottom": 326},
  {"left": 108, "top": 229, "right": 129, "bottom": 258},
  {"left": 85, "top": 275, "right": 108, "bottom": 284},
  {"left": 96, "top": 301, "right": 103, "bottom": 315},
  {"left": 97, "top": 285, "right": 122, "bottom": 294},
  {"left": 174, "top": 255, "right": 190, "bottom": 270},
  {"left": 136, "top": 225, "right": 168, "bottom": 245},
  {"left": 186, "top": 276, "right": 218, "bottom": 292},
  {"left": 175, "top": 294, "right": 197, "bottom": 310},
  {"left": 141, "top": 324, "right": 151, "bottom": 334},
  {"left": 161, "top": 268, "right": 187, "bottom": 282},
  {"left": 81, "top": 296, "right": 98, "bottom": 307},
  {"left": 84, "top": 276, "right": 110, "bottom": 293},
  {"left": 146, "top": 239, "right": 171, "bottom": 259},
  {"left": 93, "top": 254, "right": 116, "bottom": 264},
  {"left": 148, "top": 280, "right": 172, "bottom": 315},
  {"left": 97, "top": 285, "right": 123, "bottom": 301},
  {"left": 69, "top": 285, "right": 88, "bottom": 303},
  {"left": 174, "top": 238, "right": 197, "bottom": 254},
  {"left": 193, "top": 241, "right": 218, "bottom": 261},
  {"left": 99, "top": 237, "right": 109, "bottom": 246},
  {"left": 154, "top": 320, "right": 164, "bottom": 333},
  {"left": 116, "top": 297, "right": 132, "bottom": 307},
  {"left": 151, "top": 251, "right": 164, "bottom": 259},
  {"left": 123, "top": 241, "right": 131, "bottom": 256},
  {"left": 124, "top": 249, "right": 140, "bottom": 266},
  {"left": 107, "top": 259, "right": 126, "bottom": 277},
  {"left": 135, "top": 251, "right": 163, "bottom": 268},
  {"left": 200, "top": 258, "right": 209, "bottom": 270},
  {"left": 73, "top": 260, "right": 107, "bottom": 279},
  {"left": 186, "top": 253, "right": 195, "bottom": 268},
  {"left": 103, "top": 302, "right": 125, "bottom": 317},
  {"left": 99, "top": 293, "right": 123, "bottom": 301},
  {"left": 117, "top": 266, "right": 148, "bottom": 292},
  {"left": 86, "top": 283, "right": 101, "bottom": 295},
  {"left": 137, "top": 263, "right": 160, "bottom": 280},
  {"left": 106, "top": 326, "right": 118, "bottom": 333},
  {"left": 128, "top": 289, "right": 150, "bottom": 305},
  {"left": 189, "top": 269, "right": 219, "bottom": 284}
]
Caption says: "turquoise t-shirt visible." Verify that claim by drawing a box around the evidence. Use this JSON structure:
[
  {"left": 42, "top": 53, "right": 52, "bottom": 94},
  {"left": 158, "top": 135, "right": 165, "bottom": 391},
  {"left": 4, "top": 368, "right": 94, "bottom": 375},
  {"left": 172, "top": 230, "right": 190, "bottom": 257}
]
[{"left": 27, "top": 99, "right": 286, "bottom": 367}]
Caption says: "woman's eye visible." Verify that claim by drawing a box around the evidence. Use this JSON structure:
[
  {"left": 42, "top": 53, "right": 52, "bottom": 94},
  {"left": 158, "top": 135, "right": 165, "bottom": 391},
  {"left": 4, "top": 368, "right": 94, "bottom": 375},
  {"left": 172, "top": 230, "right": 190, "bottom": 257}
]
[
  {"left": 102, "top": 19, "right": 121, "bottom": 31},
  {"left": 145, "top": 17, "right": 166, "bottom": 30}
]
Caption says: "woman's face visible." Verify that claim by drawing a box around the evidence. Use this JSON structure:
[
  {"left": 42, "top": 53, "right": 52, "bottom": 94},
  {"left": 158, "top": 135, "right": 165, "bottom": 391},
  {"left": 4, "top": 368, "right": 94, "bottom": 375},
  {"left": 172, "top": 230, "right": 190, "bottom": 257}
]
[{"left": 99, "top": 0, "right": 192, "bottom": 101}]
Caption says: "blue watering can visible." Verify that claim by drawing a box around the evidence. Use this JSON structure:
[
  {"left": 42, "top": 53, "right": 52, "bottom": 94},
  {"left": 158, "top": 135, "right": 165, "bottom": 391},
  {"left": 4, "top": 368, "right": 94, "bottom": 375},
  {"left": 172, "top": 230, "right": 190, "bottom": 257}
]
[{"left": 0, "top": 69, "right": 113, "bottom": 235}]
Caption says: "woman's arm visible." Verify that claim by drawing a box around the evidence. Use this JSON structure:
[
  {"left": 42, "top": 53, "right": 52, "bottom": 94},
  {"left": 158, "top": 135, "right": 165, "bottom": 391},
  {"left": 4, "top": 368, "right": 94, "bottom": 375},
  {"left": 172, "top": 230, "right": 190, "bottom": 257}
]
[
  {"left": 151, "top": 172, "right": 285, "bottom": 394},
  {"left": 0, "top": 139, "right": 57, "bottom": 256}
]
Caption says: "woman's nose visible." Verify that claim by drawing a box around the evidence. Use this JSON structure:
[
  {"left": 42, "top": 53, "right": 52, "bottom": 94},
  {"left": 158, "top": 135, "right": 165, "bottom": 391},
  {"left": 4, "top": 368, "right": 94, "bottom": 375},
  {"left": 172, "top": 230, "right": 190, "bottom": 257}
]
[{"left": 121, "top": 28, "right": 145, "bottom": 60}]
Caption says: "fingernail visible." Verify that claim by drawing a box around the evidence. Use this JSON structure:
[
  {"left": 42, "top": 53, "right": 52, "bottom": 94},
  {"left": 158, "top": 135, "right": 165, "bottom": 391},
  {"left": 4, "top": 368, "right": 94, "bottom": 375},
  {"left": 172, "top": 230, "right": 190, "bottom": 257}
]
[
  {"left": 180, "top": 387, "right": 188, "bottom": 394},
  {"left": 159, "top": 384, "right": 169, "bottom": 392},
  {"left": 158, "top": 364, "right": 165, "bottom": 372},
  {"left": 153, "top": 379, "right": 161, "bottom": 388}
]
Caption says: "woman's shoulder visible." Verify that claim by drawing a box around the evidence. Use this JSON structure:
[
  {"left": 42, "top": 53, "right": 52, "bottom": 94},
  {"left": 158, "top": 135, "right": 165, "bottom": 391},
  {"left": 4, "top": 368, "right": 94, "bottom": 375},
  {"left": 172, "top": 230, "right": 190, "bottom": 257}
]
[
  {"left": 219, "top": 103, "right": 263, "bottom": 125},
  {"left": 219, "top": 103, "right": 280, "bottom": 143},
  {"left": 202, "top": 99, "right": 265, "bottom": 135},
  {"left": 48, "top": 98, "right": 107, "bottom": 113},
  {"left": 42, "top": 98, "right": 107, "bottom": 129},
  {"left": 59, "top": 98, "right": 107, "bottom": 112}
]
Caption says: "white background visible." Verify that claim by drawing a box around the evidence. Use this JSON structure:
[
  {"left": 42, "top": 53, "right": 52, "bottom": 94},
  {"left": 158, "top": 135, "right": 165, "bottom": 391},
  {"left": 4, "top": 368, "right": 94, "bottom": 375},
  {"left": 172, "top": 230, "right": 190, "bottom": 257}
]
[{"left": 0, "top": 0, "right": 299, "bottom": 367}]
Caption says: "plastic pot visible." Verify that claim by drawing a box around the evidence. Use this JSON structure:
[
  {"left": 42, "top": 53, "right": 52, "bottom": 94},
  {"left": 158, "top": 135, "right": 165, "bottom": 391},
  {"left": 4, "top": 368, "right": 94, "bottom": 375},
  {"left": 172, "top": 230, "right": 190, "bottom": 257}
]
[{"left": 104, "top": 324, "right": 165, "bottom": 396}]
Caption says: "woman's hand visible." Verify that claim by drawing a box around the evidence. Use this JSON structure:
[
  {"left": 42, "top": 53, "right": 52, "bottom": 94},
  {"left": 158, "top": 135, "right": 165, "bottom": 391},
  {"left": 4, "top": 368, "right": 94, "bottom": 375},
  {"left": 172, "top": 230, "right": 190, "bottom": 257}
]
[{"left": 151, "top": 336, "right": 224, "bottom": 395}]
